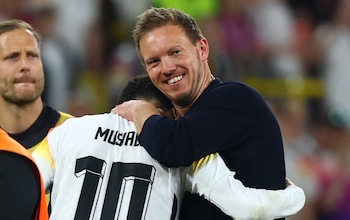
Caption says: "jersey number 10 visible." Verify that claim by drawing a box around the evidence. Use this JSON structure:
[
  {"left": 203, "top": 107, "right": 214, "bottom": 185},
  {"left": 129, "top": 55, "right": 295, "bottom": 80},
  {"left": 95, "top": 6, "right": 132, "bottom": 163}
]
[{"left": 74, "top": 156, "right": 155, "bottom": 220}]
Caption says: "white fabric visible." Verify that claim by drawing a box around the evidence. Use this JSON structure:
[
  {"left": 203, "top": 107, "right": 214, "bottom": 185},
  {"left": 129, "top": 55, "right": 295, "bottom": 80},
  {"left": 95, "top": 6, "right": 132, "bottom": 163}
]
[
  {"left": 33, "top": 113, "right": 305, "bottom": 219},
  {"left": 183, "top": 154, "right": 306, "bottom": 220},
  {"left": 34, "top": 114, "right": 182, "bottom": 219}
]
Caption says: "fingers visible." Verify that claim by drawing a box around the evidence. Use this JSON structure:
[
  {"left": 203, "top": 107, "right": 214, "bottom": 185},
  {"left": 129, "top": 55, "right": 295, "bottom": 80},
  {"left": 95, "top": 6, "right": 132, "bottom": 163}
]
[
  {"left": 111, "top": 105, "right": 118, "bottom": 113},
  {"left": 285, "top": 178, "right": 294, "bottom": 187}
]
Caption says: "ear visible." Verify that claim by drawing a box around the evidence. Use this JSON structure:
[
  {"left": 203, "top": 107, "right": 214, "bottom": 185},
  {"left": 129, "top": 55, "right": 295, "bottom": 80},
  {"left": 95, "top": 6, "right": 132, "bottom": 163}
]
[{"left": 197, "top": 38, "right": 209, "bottom": 61}]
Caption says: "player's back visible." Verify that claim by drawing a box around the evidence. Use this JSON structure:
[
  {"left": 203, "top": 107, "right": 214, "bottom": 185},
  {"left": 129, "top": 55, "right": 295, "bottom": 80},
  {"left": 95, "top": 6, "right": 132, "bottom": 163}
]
[{"left": 34, "top": 113, "right": 182, "bottom": 220}]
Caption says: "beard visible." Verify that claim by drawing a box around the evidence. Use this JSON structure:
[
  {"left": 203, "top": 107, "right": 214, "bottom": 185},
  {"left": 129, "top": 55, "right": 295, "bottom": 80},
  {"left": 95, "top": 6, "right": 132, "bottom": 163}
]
[
  {"left": 1, "top": 81, "right": 44, "bottom": 106},
  {"left": 3, "top": 93, "right": 40, "bottom": 106},
  {"left": 173, "top": 54, "right": 205, "bottom": 107}
]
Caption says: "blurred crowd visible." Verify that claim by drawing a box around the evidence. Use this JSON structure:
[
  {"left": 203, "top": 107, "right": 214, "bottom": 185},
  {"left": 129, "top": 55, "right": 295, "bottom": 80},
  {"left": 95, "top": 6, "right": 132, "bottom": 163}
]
[{"left": 2, "top": 0, "right": 350, "bottom": 219}]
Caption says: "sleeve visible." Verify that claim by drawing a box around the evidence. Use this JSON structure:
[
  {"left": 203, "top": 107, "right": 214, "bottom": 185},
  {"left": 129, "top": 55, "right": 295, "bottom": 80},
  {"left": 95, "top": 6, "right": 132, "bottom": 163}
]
[
  {"left": 138, "top": 84, "right": 264, "bottom": 167},
  {"left": 32, "top": 136, "right": 55, "bottom": 192},
  {"left": 182, "top": 154, "right": 306, "bottom": 220}
]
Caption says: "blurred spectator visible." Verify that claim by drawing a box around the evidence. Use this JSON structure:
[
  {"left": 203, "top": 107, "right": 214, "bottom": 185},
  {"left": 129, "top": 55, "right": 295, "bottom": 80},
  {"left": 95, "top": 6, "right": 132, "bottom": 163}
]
[
  {"left": 270, "top": 98, "right": 321, "bottom": 220},
  {"left": 32, "top": 2, "right": 72, "bottom": 112},
  {"left": 67, "top": 72, "right": 111, "bottom": 116},
  {"left": 249, "top": 0, "right": 304, "bottom": 79},
  {"left": 102, "top": 0, "right": 150, "bottom": 105},
  {"left": 288, "top": 2, "right": 318, "bottom": 78},
  {"left": 50, "top": 0, "right": 101, "bottom": 76},
  {"left": 216, "top": 0, "right": 263, "bottom": 78},
  {"left": 287, "top": 0, "right": 335, "bottom": 25},
  {"left": 200, "top": 16, "right": 235, "bottom": 81},
  {"left": 313, "top": 0, "right": 350, "bottom": 129},
  {"left": 112, "top": 0, "right": 151, "bottom": 25},
  {"left": 0, "top": 0, "right": 34, "bottom": 22},
  {"left": 50, "top": 0, "right": 113, "bottom": 115},
  {"left": 152, "top": 0, "right": 219, "bottom": 21},
  {"left": 312, "top": 107, "right": 350, "bottom": 220}
]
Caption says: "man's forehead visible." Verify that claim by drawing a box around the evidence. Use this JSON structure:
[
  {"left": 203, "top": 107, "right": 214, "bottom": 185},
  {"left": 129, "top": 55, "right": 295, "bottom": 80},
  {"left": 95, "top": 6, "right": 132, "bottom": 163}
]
[{"left": 0, "top": 29, "right": 38, "bottom": 51}]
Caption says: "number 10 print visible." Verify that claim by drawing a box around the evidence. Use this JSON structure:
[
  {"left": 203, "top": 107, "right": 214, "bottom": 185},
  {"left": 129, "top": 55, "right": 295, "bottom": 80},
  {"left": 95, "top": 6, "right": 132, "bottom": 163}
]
[{"left": 74, "top": 156, "right": 155, "bottom": 220}]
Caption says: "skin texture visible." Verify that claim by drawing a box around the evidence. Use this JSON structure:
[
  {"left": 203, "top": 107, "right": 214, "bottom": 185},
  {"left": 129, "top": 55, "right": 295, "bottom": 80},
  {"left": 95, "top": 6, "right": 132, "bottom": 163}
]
[
  {"left": 0, "top": 29, "right": 44, "bottom": 133},
  {"left": 141, "top": 24, "right": 211, "bottom": 110},
  {"left": 113, "top": 24, "right": 215, "bottom": 131}
]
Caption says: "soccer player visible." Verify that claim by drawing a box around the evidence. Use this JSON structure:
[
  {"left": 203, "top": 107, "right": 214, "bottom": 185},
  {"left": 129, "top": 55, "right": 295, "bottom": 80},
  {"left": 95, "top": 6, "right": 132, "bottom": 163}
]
[
  {"left": 33, "top": 75, "right": 305, "bottom": 219},
  {"left": 0, "top": 18, "right": 73, "bottom": 214},
  {"left": 0, "top": 19, "right": 72, "bottom": 153},
  {"left": 0, "top": 128, "right": 48, "bottom": 220}
]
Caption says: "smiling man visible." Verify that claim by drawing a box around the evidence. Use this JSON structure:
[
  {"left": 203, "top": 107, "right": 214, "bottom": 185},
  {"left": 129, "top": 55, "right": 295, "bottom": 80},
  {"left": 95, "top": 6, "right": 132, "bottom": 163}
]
[{"left": 113, "top": 7, "right": 292, "bottom": 220}]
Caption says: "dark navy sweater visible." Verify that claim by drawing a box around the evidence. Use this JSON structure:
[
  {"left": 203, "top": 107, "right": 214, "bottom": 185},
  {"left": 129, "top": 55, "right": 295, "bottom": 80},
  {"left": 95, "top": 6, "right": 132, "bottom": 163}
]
[{"left": 139, "top": 78, "right": 286, "bottom": 219}]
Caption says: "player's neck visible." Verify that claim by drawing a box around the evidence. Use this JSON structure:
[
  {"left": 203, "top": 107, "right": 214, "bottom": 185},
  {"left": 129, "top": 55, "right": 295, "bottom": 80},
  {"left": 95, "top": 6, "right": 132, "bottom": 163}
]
[{"left": 0, "top": 99, "right": 44, "bottom": 134}]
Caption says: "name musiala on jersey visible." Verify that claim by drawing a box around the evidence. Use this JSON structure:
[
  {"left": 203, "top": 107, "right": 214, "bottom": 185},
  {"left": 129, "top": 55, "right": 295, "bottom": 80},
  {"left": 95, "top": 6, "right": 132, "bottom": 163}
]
[{"left": 94, "top": 127, "right": 140, "bottom": 146}]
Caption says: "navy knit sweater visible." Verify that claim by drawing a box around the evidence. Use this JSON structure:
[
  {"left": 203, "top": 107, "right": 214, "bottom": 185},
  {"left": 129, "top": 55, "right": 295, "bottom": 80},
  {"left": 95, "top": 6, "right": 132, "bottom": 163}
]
[{"left": 139, "top": 78, "right": 286, "bottom": 219}]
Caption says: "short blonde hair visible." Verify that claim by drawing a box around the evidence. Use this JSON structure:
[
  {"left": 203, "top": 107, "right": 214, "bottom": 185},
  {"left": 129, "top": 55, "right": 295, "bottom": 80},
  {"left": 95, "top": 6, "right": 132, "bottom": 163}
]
[{"left": 0, "top": 19, "right": 41, "bottom": 45}]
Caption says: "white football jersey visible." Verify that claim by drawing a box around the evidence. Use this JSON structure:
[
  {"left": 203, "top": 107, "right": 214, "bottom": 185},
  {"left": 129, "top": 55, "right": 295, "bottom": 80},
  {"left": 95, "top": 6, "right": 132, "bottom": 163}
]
[
  {"left": 34, "top": 113, "right": 182, "bottom": 220},
  {"left": 34, "top": 113, "right": 306, "bottom": 220}
]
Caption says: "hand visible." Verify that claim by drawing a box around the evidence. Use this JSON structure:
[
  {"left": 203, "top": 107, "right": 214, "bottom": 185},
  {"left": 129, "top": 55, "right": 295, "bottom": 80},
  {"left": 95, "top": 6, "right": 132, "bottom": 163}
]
[
  {"left": 111, "top": 100, "right": 161, "bottom": 133},
  {"left": 111, "top": 100, "right": 149, "bottom": 121},
  {"left": 285, "top": 178, "right": 294, "bottom": 188}
]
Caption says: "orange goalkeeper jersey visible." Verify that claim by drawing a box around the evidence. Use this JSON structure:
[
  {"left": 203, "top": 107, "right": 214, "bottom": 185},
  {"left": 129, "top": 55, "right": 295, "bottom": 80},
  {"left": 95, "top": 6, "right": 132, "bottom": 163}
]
[{"left": 0, "top": 128, "right": 48, "bottom": 220}]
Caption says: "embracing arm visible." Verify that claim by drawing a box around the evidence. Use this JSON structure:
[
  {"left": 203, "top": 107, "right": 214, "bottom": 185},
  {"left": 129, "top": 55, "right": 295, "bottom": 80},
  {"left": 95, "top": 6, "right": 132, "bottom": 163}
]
[
  {"left": 111, "top": 100, "right": 159, "bottom": 133},
  {"left": 112, "top": 82, "right": 275, "bottom": 168},
  {"left": 183, "top": 154, "right": 306, "bottom": 219}
]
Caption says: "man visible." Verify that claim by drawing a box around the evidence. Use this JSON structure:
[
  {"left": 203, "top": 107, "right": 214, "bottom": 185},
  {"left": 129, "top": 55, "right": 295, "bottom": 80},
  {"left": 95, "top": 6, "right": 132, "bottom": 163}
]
[
  {"left": 113, "top": 7, "right": 289, "bottom": 219},
  {"left": 0, "top": 19, "right": 72, "bottom": 153},
  {"left": 0, "top": 128, "right": 48, "bottom": 220},
  {"left": 33, "top": 75, "right": 305, "bottom": 219}
]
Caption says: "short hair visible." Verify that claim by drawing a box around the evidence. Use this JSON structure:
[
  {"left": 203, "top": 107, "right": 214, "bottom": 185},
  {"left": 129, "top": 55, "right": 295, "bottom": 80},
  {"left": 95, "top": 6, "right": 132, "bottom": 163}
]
[
  {"left": 117, "top": 74, "right": 173, "bottom": 111},
  {"left": 132, "top": 7, "right": 204, "bottom": 65},
  {"left": 0, "top": 19, "right": 41, "bottom": 45}
]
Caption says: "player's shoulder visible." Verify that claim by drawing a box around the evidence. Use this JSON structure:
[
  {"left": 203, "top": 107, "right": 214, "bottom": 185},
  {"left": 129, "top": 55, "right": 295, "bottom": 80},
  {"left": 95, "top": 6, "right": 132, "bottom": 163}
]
[
  {"left": 60, "top": 113, "right": 108, "bottom": 125},
  {"left": 208, "top": 79, "right": 262, "bottom": 101},
  {"left": 58, "top": 113, "right": 130, "bottom": 128},
  {"left": 59, "top": 111, "right": 74, "bottom": 119},
  {"left": 57, "top": 111, "right": 74, "bottom": 125},
  {"left": 219, "top": 80, "right": 252, "bottom": 92}
]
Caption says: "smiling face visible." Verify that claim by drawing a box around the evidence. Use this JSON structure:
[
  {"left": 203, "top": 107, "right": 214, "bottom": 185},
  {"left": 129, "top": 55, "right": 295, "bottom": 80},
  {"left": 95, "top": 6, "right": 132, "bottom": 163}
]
[
  {"left": 140, "top": 24, "right": 212, "bottom": 109},
  {"left": 0, "top": 28, "right": 44, "bottom": 105}
]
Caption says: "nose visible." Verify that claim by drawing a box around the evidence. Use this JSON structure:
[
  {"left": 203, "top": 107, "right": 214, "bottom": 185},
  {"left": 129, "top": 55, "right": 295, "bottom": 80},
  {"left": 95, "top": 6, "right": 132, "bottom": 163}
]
[
  {"left": 19, "top": 56, "right": 30, "bottom": 72},
  {"left": 160, "top": 57, "right": 176, "bottom": 74}
]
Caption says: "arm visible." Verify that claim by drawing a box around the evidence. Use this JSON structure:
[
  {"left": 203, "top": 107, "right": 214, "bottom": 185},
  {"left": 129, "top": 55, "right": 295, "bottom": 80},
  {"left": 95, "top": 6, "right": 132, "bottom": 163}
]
[
  {"left": 183, "top": 154, "right": 306, "bottom": 219},
  {"left": 111, "top": 100, "right": 159, "bottom": 133},
  {"left": 114, "top": 82, "right": 267, "bottom": 167},
  {"left": 113, "top": 82, "right": 282, "bottom": 170}
]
